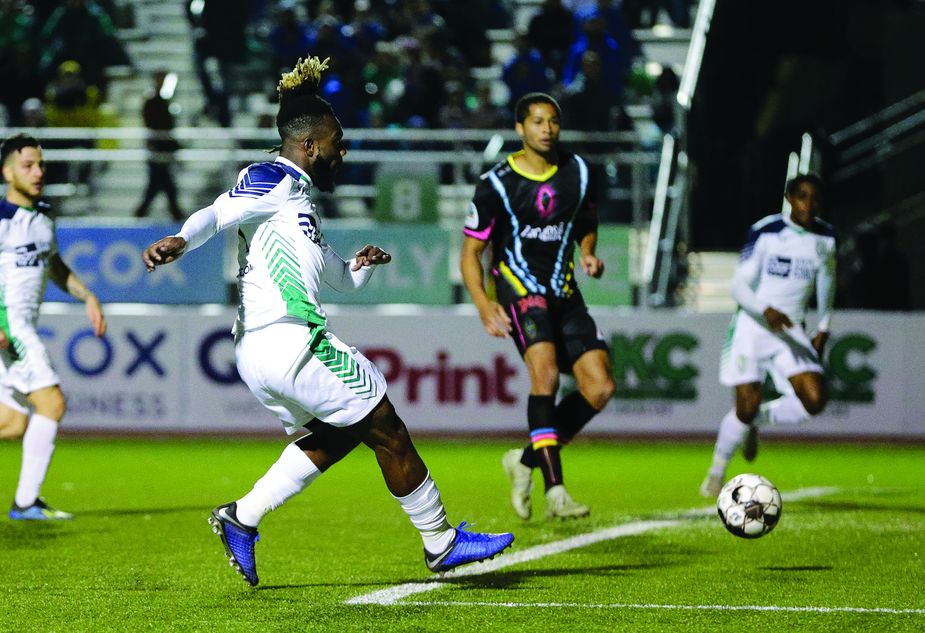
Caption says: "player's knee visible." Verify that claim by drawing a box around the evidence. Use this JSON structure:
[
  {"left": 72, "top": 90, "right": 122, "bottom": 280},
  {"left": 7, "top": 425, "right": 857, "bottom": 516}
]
[
  {"left": 587, "top": 378, "right": 615, "bottom": 410},
  {"left": 0, "top": 411, "right": 28, "bottom": 439},
  {"left": 801, "top": 390, "right": 828, "bottom": 416}
]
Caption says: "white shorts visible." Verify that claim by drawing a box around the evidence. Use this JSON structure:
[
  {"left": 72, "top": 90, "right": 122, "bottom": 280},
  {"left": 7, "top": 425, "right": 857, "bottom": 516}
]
[
  {"left": 720, "top": 311, "right": 823, "bottom": 387},
  {"left": 235, "top": 320, "right": 387, "bottom": 434},
  {"left": 0, "top": 321, "right": 60, "bottom": 395}
]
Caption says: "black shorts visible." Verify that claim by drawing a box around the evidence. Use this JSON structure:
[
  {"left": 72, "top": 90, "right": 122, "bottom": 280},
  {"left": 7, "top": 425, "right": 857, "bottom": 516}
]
[{"left": 495, "top": 278, "right": 609, "bottom": 374}]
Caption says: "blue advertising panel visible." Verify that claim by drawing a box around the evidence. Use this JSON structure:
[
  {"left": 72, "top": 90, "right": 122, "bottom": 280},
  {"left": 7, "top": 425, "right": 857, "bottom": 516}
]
[{"left": 44, "top": 222, "right": 227, "bottom": 304}]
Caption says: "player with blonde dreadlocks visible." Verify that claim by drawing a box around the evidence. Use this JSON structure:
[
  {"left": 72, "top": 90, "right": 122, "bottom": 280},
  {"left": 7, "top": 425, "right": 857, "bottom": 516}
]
[{"left": 142, "top": 57, "right": 514, "bottom": 586}]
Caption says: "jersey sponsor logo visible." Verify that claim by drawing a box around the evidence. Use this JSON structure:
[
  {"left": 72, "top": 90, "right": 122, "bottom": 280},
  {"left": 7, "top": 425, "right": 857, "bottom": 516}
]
[
  {"left": 516, "top": 294, "right": 547, "bottom": 313},
  {"left": 535, "top": 183, "right": 557, "bottom": 218},
  {"left": 766, "top": 255, "right": 791, "bottom": 277},
  {"left": 464, "top": 202, "right": 480, "bottom": 229},
  {"left": 520, "top": 221, "right": 565, "bottom": 242},
  {"left": 14, "top": 243, "right": 44, "bottom": 267}
]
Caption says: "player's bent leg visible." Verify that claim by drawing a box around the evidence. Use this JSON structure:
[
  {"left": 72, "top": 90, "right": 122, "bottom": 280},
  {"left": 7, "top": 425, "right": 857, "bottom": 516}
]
[
  {"left": 790, "top": 372, "right": 828, "bottom": 416},
  {"left": 702, "top": 383, "right": 761, "bottom": 497},
  {"left": 0, "top": 405, "right": 28, "bottom": 440},
  {"left": 355, "top": 397, "right": 515, "bottom": 571}
]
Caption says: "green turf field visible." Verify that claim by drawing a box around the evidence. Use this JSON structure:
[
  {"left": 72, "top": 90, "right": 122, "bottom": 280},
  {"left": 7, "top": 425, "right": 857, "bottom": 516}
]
[{"left": 1, "top": 437, "right": 923, "bottom": 632}]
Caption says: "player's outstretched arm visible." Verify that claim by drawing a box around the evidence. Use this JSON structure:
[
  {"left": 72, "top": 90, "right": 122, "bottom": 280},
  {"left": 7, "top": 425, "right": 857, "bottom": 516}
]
[{"left": 143, "top": 236, "right": 187, "bottom": 271}]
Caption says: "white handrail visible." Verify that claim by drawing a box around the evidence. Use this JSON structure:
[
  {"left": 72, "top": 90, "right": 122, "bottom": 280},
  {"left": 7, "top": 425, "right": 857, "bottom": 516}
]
[
  {"left": 677, "top": 0, "right": 717, "bottom": 110},
  {"left": 643, "top": 134, "right": 675, "bottom": 284}
]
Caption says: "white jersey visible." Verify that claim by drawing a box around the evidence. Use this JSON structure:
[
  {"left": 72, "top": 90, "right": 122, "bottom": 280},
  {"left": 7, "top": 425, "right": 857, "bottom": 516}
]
[
  {"left": 0, "top": 198, "right": 61, "bottom": 393},
  {"left": 177, "top": 157, "right": 375, "bottom": 335},
  {"left": 731, "top": 212, "right": 837, "bottom": 330},
  {"left": 0, "top": 199, "right": 56, "bottom": 326}
]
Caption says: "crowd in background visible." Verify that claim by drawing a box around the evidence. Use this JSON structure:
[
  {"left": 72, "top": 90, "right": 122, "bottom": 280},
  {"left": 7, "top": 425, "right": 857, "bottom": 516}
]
[{"left": 0, "top": 0, "right": 690, "bottom": 133}]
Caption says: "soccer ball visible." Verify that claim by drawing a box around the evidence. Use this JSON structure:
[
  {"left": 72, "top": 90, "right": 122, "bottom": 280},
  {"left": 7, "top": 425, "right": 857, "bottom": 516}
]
[{"left": 716, "top": 473, "right": 782, "bottom": 539}]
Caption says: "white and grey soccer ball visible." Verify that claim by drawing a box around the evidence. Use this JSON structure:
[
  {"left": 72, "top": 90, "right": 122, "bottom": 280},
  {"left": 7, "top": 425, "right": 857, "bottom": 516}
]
[{"left": 716, "top": 473, "right": 782, "bottom": 539}]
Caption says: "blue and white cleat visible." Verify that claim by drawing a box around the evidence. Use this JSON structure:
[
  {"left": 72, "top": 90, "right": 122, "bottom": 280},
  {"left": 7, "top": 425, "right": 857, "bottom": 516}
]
[
  {"left": 9, "top": 499, "right": 73, "bottom": 521},
  {"left": 208, "top": 502, "right": 260, "bottom": 586},
  {"left": 425, "top": 522, "right": 514, "bottom": 573}
]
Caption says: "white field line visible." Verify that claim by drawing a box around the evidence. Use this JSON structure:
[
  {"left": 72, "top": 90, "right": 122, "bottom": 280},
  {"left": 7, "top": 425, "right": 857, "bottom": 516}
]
[
  {"left": 346, "top": 486, "right": 841, "bottom": 606},
  {"left": 399, "top": 601, "right": 925, "bottom": 615}
]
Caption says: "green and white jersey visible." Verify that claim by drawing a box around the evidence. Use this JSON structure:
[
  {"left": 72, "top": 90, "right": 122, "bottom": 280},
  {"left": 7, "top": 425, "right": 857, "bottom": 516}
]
[
  {"left": 0, "top": 199, "right": 56, "bottom": 326},
  {"left": 178, "top": 157, "right": 374, "bottom": 335},
  {"left": 731, "top": 212, "right": 838, "bottom": 330}
]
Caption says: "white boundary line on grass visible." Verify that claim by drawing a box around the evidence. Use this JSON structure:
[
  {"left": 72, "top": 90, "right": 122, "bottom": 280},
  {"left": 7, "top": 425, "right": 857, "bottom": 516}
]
[
  {"left": 346, "top": 486, "right": 840, "bottom": 606},
  {"left": 398, "top": 601, "right": 925, "bottom": 615}
]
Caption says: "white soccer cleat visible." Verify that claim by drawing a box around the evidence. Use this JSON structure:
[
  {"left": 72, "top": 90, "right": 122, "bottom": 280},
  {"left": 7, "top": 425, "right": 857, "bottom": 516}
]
[
  {"left": 501, "top": 449, "right": 533, "bottom": 520},
  {"left": 700, "top": 474, "right": 724, "bottom": 499},
  {"left": 544, "top": 485, "right": 590, "bottom": 520}
]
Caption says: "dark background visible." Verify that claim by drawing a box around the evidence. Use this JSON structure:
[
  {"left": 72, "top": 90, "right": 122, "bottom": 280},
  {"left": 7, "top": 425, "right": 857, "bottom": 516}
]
[{"left": 687, "top": 0, "right": 925, "bottom": 307}]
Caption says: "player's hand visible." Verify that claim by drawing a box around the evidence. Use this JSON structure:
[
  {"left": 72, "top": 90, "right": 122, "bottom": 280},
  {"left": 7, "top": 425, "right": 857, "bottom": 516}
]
[
  {"left": 85, "top": 294, "right": 107, "bottom": 338},
  {"left": 143, "top": 236, "right": 187, "bottom": 271},
  {"left": 0, "top": 329, "right": 8, "bottom": 350},
  {"left": 763, "top": 307, "right": 792, "bottom": 332},
  {"left": 478, "top": 301, "right": 512, "bottom": 338},
  {"left": 353, "top": 244, "right": 391, "bottom": 270},
  {"left": 811, "top": 330, "right": 829, "bottom": 358},
  {"left": 580, "top": 254, "right": 605, "bottom": 278}
]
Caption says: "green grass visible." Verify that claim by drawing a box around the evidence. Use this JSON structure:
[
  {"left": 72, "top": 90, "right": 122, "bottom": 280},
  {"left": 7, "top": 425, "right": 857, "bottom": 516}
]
[{"left": 1, "top": 438, "right": 923, "bottom": 632}]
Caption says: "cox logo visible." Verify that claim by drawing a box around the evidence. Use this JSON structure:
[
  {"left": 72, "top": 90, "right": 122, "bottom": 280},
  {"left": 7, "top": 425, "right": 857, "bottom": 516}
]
[
  {"left": 64, "top": 239, "right": 187, "bottom": 287},
  {"left": 39, "top": 326, "right": 167, "bottom": 377}
]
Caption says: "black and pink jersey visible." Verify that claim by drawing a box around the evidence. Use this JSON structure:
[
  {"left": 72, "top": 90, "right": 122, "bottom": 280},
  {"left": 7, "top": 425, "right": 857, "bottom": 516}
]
[{"left": 464, "top": 150, "right": 597, "bottom": 298}]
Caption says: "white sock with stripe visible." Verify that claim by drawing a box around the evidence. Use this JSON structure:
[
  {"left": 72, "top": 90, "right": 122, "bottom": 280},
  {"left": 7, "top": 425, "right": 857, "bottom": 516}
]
[
  {"left": 235, "top": 443, "right": 321, "bottom": 527},
  {"left": 394, "top": 473, "right": 455, "bottom": 555},
  {"left": 14, "top": 414, "right": 59, "bottom": 508}
]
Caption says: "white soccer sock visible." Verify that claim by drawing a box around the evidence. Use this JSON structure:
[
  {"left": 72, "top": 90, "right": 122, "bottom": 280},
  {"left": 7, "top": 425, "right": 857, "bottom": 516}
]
[
  {"left": 759, "top": 395, "right": 812, "bottom": 427},
  {"left": 14, "top": 414, "right": 59, "bottom": 508},
  {"left": 235, "top": 443, "right": 321, "bottom": 527},
  {"left": 394, "top": 472, "right": 455, "bottom": 556},
  {"left": 708, "top": 409, "right": 750, "bottom": 478}
]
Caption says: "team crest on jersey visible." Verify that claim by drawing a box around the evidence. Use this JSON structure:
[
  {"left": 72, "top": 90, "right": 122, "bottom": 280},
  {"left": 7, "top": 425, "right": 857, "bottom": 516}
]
[
  {"left": 816, "top": 241, "right": 827, "bottom": 256},
  {"left": 523, "top": 317, "right": 538, "bottom": 340},
  {"left": 535, "top": 184, "right": 557, "bottom": 218},
  {"left": 14, "top": 243, "right": 44, "bottom": 267}
]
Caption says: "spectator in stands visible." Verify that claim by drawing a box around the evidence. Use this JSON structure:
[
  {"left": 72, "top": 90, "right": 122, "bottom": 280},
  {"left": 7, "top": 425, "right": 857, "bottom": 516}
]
[
  {"left": 469, "top": 82, "right": 510, "bottom": 129},
  {"left": 347, "top": 0, "right": 389, "bottom": 56},
  {"left": 562, "top": 50, "right": 619, "bottom": 132},
  {"left": 186, "top": 0, "right": 249, "bottom": 127},
  {"left": 392, "top": 36, "right": 445, "bottom": 127},
  {"left": 134, "top": 70, "right": 183, "bottom": 221},
  {"left": 267, "top": 4, "right": 312, "bottom": 78},
  {"left": 501, "top": 33, "right": 554, "bottom": 112},
  {"left": 44, "top": 61, "right": 102, "bottom": 128},
  {"left": 573, "top": 0, "right": 642, "bottom": 64},
  {"left": 0, "top": 1, "right": 45, "bottom": 125},
  {"left": 562, "top": 11, "right": 628, "bottom": 102},
  {"left": 651, "top": 65, "right": 680, "bottom": 133},
  {"left": 438, "top": 81, "right": 468, "bottom": 129},
  {"left": 527, "top": 0, "right": 576, "bottom": 80},
  {"left": 37, "top": 0, "right": 130, "bottom": 96}
]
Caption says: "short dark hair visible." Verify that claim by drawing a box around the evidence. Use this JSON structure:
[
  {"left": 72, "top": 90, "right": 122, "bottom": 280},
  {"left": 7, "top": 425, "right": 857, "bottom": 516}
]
[
  {"left": 276, "top": 56, "right": 337, "bottom": 142},
  {"left": 1, "top": 134, "right": 41, "bottom": 166},
  {"left": 786, "top": 173, "right": 824, "bottom": 198},
  {"left": 514, "top": 92, "right": 562, "bottom": 123}
]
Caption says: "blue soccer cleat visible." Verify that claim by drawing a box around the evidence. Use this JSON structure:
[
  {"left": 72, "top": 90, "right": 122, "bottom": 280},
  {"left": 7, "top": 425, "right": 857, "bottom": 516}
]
[
  {"left": 425, "top": 521, "right": 514, "bottom": 573},
  {"left": 208, "top": 502, "right": 260, "bottom": 586},
  {"left": 9, "top": 498, "right": 73, "bottom": 521}
]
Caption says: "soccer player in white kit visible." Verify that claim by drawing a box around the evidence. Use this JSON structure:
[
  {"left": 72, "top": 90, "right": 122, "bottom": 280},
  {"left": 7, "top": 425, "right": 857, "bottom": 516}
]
[
  {"left": 142, "top": 57, "right": 513, "bottom": 586},
  {"left": 0, "top": 134, "right": 107, "bottom": 519},
  {"left": 701, "top": 174, "right": 837, "bottom": 497}
]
